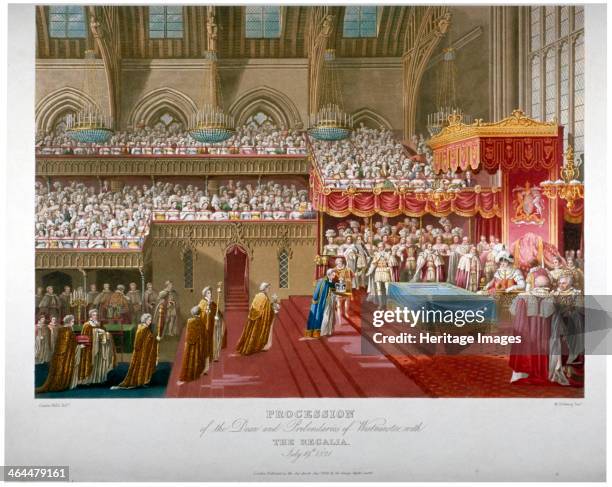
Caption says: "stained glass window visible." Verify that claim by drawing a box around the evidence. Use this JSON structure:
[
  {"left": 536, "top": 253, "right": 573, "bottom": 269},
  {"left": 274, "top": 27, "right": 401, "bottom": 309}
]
[
  {"left": 560, "top": 6, "right": 569, "bottom": 37},
  {"left": 560, "top": 43, "right": 570, "bottom": 149},
  {"left": 544, "top": 50, "right": 557, "bottom": 122},
  {"left": 48, "top": 6, "right": 87, "bottom": 38},
  {"left": 574, "top": 6, "right": 584, "bottom": 30},
  {"left": 530, "top": 56, "right": 541, "bottom": 120},
  {"left": 574, "top": 34, "right": 585, "bottom": 157},
  {"left": 527, "top": 7, "right": 584, "bottom": 161},
  {"left": 544, "top": 6, "right": 556, "bottom": 45},
  {"left": 183, "top": 249, "right": 193, "bottom": 289},
  {"left": 245, "top": 6, "right": 281, "bottom": 38},
  {"left": 343, "top": 6, "right": 378, "bottom": 38},
  {"left": 530, "top": 7, "right": 541, "bottom": 51},
  {"left": 149, "top": 6, "right": 183, "bottom": 39},
  {"left": 278, "top": 250, "right": 289, "bottom": 289}
]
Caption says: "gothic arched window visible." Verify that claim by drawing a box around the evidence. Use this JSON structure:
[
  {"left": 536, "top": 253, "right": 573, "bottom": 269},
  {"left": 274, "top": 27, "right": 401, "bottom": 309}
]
[
  {"left": 245, "top": 111, "right": 275, "bottom": 129},
  {"left": 183, "top": 249, "right": 193, "bottom": 289},
  {"left": 278, "top": 250, "right": 289, "bottom": 289},
  {"left": 527, "top": 6, "right": 585, "bottom": 161}
]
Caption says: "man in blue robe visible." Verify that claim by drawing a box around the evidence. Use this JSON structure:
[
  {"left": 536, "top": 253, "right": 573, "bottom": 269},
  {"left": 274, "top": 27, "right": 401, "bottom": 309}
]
[{"left": 304, "top": 268, "right": 338, "bottom": 338}]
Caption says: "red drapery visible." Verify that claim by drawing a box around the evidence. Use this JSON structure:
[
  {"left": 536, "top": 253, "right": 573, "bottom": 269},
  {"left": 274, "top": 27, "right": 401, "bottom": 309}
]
[
  {"left": 474, "top": 215, "right": 501, "bottom": 241},
  {"left": 431, "top": 124, "right": 564, "bottom": 175},
  {"left": 313, "top": 185, "right": 502, "bottom": 219}
]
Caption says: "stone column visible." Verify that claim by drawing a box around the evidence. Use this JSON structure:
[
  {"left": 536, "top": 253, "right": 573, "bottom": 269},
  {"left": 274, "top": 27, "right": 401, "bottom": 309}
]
[{"left": 489, "top": 6, "right": 520, "bottom": 120}]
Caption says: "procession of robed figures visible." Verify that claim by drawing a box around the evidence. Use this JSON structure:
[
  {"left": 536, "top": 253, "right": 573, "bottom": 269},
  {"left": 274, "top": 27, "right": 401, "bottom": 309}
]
[{"left": 35, "top": 278, "right": 287, "bottom": 393}]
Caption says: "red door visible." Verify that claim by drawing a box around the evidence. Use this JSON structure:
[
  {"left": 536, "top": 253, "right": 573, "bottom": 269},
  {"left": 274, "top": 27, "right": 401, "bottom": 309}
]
[{"left": 224, "top": 245, "right": 249, "bottom": 309}]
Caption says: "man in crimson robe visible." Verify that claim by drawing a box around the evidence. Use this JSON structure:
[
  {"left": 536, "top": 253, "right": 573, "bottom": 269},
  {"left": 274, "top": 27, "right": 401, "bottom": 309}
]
[{"left": 508, "top": 274, "right": 559, "bottom": 385}]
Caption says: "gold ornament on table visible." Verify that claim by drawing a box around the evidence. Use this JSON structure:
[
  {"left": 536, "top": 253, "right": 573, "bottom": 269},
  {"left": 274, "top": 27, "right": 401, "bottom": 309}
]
[{"left": 540, "top": 146, "right": 584, "bottom": 210}]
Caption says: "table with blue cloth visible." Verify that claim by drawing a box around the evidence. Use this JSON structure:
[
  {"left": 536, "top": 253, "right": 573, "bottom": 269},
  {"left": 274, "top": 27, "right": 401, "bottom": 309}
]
[{"left": 387, "top": 282, "right": 497, "bottom": 332}]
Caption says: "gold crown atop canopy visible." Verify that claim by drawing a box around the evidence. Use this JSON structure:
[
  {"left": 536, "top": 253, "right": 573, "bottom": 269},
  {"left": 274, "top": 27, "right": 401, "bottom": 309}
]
[{"left": 429, "top": 109, "right": 559, "bottom": 148}]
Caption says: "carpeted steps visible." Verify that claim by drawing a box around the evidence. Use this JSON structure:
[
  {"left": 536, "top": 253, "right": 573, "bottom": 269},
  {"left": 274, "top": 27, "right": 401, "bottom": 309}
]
[
  {"left": 284, "top": 295, "right": 425, "bottom": 397},
  {"left": 275, "top": 298, "right": 359, "bottom": 397},
  {"left": 224, "top": 287, "right": 249, "bottom": 311}
]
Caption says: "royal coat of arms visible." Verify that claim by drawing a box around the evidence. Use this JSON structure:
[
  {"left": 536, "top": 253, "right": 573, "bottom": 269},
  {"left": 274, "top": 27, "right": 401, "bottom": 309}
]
[{"left": 511, "top": 181, "right": 545, "bottom": 225}]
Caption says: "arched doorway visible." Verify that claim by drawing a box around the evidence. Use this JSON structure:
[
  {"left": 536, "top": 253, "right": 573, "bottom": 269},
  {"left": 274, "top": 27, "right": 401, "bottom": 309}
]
[
  {"left": 224, "top": 245, "right": 249, "bottom": 310},
  {"left": 41, "top": 271, "right": 73, "bottom": 293}
]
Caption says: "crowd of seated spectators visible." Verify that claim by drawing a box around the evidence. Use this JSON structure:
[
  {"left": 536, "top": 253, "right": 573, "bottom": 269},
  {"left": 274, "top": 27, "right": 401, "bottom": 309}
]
[
  {"left": 35, "top": 120, "right": 307, "bottom": 156},
  {"left": 310, "top": 125, "right": 471, "bottom": 190},
  {"left": 35, "top": 179, "right": 315, "bottom": 249}
]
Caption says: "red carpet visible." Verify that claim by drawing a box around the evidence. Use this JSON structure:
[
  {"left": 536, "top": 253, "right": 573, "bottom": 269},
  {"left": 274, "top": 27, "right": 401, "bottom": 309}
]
[
  {"left": 345, "top": 291, "right": 584, "bottom": 399},
  {"left": 165, "top": 292, "right": 584, "bottom": 398},
  {"left": 165, "top": 296, "right": 426, "bottom": 398}
]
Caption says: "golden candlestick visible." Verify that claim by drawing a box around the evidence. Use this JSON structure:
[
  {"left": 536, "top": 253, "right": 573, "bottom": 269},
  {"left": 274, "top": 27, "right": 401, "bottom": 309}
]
[{"left": 540, "top": 146, "right": 584, "bottom": 210}]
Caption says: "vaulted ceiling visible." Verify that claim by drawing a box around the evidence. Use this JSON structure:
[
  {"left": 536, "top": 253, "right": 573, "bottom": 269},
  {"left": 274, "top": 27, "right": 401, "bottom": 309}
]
[{"left": 36, "top": 5, "right": 413, "bottom": 59}]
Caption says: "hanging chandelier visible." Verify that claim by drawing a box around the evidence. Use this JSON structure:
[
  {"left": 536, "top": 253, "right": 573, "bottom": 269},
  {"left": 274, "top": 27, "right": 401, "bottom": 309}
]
[
  {"left": 189, "top": 49, "right": 235, "bottom": 144},
  {"left": 66, "top": 50, "right": 113, "bottom": 144},
  {"left": 308, "top": 49, "right": 353, "bottom": 141},
  {"left": 426, "top": 45, "right": 472, "bottom": 137},
  {"left": 540, "top": 146, "right": 584, "bottom": 210}
]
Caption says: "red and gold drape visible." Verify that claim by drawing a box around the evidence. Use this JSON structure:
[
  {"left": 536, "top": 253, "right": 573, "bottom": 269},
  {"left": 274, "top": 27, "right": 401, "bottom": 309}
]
[{"left": 311, "top": 175, "right": 502, "bottom": 219}]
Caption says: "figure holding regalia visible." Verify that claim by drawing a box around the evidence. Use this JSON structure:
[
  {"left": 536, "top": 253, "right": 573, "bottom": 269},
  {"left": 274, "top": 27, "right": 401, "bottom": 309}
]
[
  {"left": 153, "top": 290, "right": 168, "bottom": 337},
  {"left": 199, "top": 284, "right": 226, "bottom": 362},
  {"left": 177, "top": 306, "right": 209, "bottom": 385},
  {"left": 333, "top": 257, "right": 354, "bottom": 319},
  {"left": 37, "top": 315, "right": 82, "bottom": 393},
  {"left": 481, "top": 251, "right": 525, "bottom": 294},
  {"left": 77, "top": 309, "right": 117, "bottom": 385},
  {"left": 304, "top": 268, "right": 338, "bottom": 339},
  {"left": 236, "top": 282, "right": 280, "bottom": 355},
  {"left": 198, "top": 286, "right": 217, "bottom": 362},
  {"left": 112, "top": 313, "right": 160, "bottom": 389}
]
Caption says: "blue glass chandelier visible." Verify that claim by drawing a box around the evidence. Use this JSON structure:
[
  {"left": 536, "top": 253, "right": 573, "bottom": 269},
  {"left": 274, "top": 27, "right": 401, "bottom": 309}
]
[
  {"left": 308, "top": 49, "right": 353, "bottom": 142},
  {"left": 189, "top": 50, "right": 235, "bottom": 144},
  {"left": 66, "top": 50, "right": 113, "bottom": 144}
]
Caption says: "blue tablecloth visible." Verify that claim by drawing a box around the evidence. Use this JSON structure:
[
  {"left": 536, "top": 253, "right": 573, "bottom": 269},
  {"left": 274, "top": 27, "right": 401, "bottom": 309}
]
[{"left": 387, "top": 283, "right": 497, "bottom": 322}]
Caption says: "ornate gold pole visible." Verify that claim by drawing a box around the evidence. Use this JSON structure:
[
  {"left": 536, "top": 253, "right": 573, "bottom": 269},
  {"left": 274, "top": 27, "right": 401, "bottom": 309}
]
[{"left": 215, "top": 281, "right": 222, "bottom": 320}]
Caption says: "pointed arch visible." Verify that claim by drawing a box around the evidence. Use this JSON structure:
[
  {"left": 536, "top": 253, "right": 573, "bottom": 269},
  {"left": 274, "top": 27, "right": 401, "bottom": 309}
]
[
  {"left": 351, "top": 107, "right": 393, "bottom": 130},
  {"left": 228, "top": 86, "right": 303, "bottom": 129},
  {"left": 35, "top": 87, "right": 99, "bottom": 133},
  {"left": 127, "top": 88, "right": 198, "bottom": 129}
]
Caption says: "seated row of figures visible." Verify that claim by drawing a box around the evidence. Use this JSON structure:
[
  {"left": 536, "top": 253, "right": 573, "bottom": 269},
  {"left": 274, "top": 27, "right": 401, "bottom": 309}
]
[
  {"left": 319, "top": 234, "right": 583, "bottom": 297},
  {"left": 36, "top": 283, "right": 282, "bottom": 393},
  {"left": 35, "top": 281, "right": 182, "bottom": 335}
]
